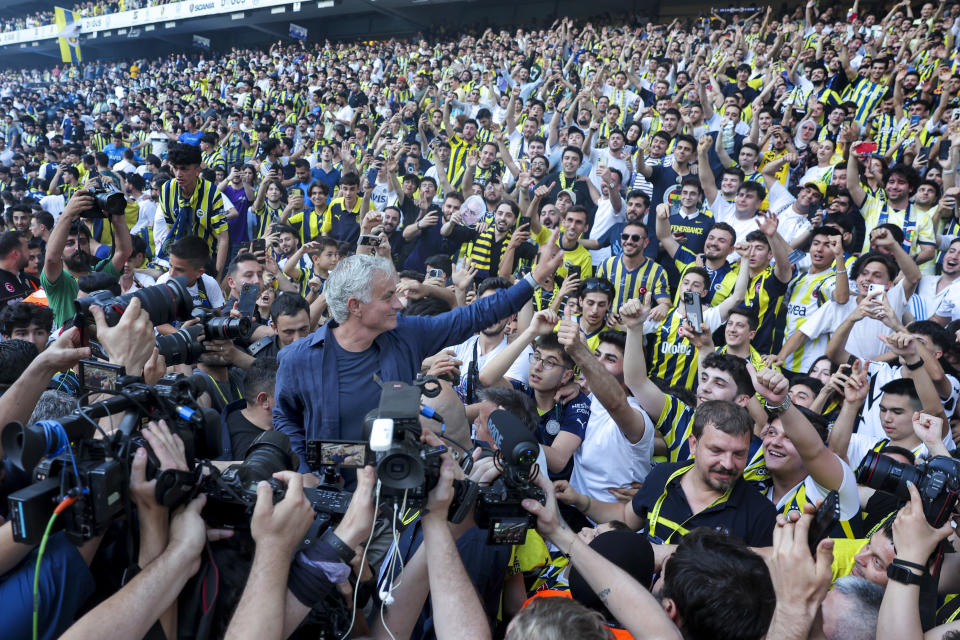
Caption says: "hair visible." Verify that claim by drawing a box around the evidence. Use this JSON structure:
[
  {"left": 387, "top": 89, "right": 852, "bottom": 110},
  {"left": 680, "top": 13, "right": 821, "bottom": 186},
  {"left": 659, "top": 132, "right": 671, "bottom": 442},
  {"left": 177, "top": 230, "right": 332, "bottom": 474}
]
[
  {"left": 825, "top": 576, "right": 884, "bottom": 640},
  {"left": 728, "top": 305, "right": 759, "bottom": 332},
  {"left": 701, "top": 353, "right": 755, "bottom": 397},
  {"left": 0, "top": 230, "right": 23, "bottom": 260},
  {"left": 880, "top": 378, "right": 922, "bottom": 410},
  {"left": 790, "top": 374, "right": 824, "bottom": 397},
  {"left": 505, "top": 597, "right": 610, "bottom": 640},
  {"left": 692, "top": 400, "right": 753, "bottom": 439},
  {"left": 324, "top": 255, "right": 395, "bottom": 324},
  {"left": 166, "top": 142, "right": 202, "bottom": 166},
  {"left": 168, "top": 235, "right": 210, "bottom": 269},
  {"left": 597, "top": 329, "right": 626, "bottom": 354},
  {"left": 0, "top": 302, "right": 53, "bottom": 337},
  {"left": 243, "top": 356, "right": 278, "bottom": 402},
  {"left": 851, "top": 251, "right": 898, "bottom": 281},
  {"left": 562, "top": 145, "right": 584, "bottom": 163},
  {"left": 662, "top": 528, "right": 775, "bottom": 640},
  {"left": 403, "top": 296, "right": 452, "bottom": 316},
  {"left": 738, "top": 181, "right": 766, "bottom": 200},
  {"left": 476, "top": 386, "right": 539, "bottom": 435},
  {"left": 477, "top": 276, "right": 512, "bottom": 297},
  {"left": 0, "top": 339, "right": 38, "bottom": 388},
  {"left": 533, "top": 333, "right": 576, "bottom": 370},
  {"left": 684, "top": 266, "right": 710, "bottom": 290},
  {"left": 744, "top": 230, "right": 769, "bottom": 248},
  {"left": 27, "top": 389, "right": 79, "bottom": 425},
  {"left": 424, "top": 254, "right": 453, "bottom": 278},
  {"left": 269, "top": 293, "right": 310, "bottom": 325}
]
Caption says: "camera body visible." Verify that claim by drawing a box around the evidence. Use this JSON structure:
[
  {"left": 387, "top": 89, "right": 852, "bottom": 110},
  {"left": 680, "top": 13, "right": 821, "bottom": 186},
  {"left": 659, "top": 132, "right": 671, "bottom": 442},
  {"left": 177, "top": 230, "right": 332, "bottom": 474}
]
[
  {"left": 857, "top": 452, "right": 960, "bottom": 527},
  {"left": 82, "top": 185, "right": 127, "bottom": 219},
  {"left": 4, "top": 373, "right": 221, "bottom": 544},
  {"left": 191, "top": 308, "right": 253, "bottom": 341}
]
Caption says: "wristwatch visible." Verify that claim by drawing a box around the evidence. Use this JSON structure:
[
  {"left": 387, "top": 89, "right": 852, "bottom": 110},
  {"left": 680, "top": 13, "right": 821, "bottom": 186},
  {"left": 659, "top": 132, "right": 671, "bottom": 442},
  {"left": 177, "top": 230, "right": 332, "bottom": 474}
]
[
  {"left": 765, "top": 395, "right": 792, "bottom": 415},
  {"left": 886, "top": 562, "right": 924, "bottom": 586}
]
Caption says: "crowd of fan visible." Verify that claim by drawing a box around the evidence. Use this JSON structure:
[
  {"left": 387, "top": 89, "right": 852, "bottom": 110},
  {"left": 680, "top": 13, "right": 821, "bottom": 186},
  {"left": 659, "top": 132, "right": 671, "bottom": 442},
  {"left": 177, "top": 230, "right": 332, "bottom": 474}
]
[
  {"left": 1, "top": 0, "right": 183, "bottom": 34},
  {"left": 2, "top": 1, "right": 960, "bottom": 639}
]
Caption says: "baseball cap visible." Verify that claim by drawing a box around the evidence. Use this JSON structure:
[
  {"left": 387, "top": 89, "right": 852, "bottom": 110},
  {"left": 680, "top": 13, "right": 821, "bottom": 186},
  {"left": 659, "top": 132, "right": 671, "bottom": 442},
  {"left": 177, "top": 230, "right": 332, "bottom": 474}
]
[{"left": 558, "top": 189, "right": 577, "bottom": 204}]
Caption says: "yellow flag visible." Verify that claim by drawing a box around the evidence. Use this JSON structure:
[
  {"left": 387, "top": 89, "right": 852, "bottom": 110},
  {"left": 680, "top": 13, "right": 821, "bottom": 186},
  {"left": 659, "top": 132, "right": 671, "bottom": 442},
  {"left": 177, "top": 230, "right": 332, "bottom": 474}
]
[{"left": 54, "top": 7, "right": 82, "bottom": 65}]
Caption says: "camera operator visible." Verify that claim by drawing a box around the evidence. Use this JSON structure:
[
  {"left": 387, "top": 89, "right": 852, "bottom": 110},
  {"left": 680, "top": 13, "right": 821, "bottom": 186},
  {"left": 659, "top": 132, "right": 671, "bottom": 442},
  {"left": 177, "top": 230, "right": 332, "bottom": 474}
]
[
  {"left": 194, "top": 333, "right": 255, "bottom": 414},
  {"left": 274, "top": 229, "right": 563, "bottom": 477},
  {"left": 41, "top": 189, "right": 132, "bottom": 328},
  {"left": 223, "top": 357, "right": 278, "bottom": 460}
]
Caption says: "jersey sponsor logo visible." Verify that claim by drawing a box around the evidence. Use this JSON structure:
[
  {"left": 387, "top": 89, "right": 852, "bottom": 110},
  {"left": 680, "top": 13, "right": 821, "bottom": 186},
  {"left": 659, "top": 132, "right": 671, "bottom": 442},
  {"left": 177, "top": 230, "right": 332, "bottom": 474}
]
[
  {"left": 660, "top": 341, "right": 692, "bottom": 356},
  {"left": 786, "top": 303, "right": 808, "bottom": 317}
]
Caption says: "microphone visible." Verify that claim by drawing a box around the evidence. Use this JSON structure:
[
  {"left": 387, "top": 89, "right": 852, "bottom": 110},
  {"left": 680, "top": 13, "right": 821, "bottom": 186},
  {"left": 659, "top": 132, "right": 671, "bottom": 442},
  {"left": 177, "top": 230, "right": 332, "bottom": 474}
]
[{"left": 486, "top": 410, "right": 539, "bottom": 468}]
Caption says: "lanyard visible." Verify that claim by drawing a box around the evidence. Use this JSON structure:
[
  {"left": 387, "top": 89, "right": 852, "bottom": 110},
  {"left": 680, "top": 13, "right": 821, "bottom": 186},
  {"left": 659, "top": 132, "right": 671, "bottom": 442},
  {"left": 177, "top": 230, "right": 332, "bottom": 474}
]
[
  {"left": 648, "top": 463, "right": 732, "bottom": 543},
  {"left": 199, "top": 370, "right": 237, "bottom": 405}
]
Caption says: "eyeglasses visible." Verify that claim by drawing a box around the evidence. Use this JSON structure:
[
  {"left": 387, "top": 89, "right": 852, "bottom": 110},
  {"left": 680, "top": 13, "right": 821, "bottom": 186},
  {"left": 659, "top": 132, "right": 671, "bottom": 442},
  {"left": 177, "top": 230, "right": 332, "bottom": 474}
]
[
  {"left": 581, "top": 279, "right": 615, "bottom": 295},
  {"left": 529, "top": 352, "right": 565, "bottom": 371},
  {"left": 621, "top": 233, "right": 646, "bottom": 243}
]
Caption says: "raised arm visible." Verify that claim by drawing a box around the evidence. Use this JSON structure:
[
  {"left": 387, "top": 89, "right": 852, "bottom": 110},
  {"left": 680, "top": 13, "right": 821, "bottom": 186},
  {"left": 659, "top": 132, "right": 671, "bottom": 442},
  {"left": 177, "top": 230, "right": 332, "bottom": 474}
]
[
  {"left": 477, "top": 309, "right": 557, "bottom": 387},
  {"left": 619, "top": 298, "right": 667, "bottom": 422}
]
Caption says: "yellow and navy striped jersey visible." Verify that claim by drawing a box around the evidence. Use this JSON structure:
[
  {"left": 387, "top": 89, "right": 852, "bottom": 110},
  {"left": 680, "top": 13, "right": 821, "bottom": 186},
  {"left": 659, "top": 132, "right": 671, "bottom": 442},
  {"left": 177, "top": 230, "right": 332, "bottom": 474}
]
[
  {"left": 91, "top": 132, "right": 110, "bottom": 152},
  {"left": 716, "top": 344, "right": 771, "bottom": 374},
  {"left": 842, "top": 77, "right": 889, "bottom": 127},
  {"left": 648, "top": 306, "right": 701, "bottom": 390},
  {"left": 159, "top": 178, "right": 228, "bottom": 254},
  {"left": 674, "top": 248, "right": 738, "bottom": 306},
  {"left": 868, "top": 113, "right": 899, "bottom": 156},
  {"left": 596, "top": 255, "right": 670, "bottom": 311},
  {"left": 859, "top": 196, "right": 936, "bottom": 255},
  {"left": 743, "top": 267, "right": 790, "bottom": 355},
  {"left": 781, "top": 268, "right": 837, "bottom": 373},
  {"left": 653, "top": 395, "right": 696, "bottom": 462},
  {"left": 287, "top": 207, "right": 327, "bottom": 245},
  {"left": 254, "top": 203, "right": 283, "bottom": 239},
  {"left": 465, "top": 228, "right": 511, "bottom": 276},
  {"left": 447, "top": 132, "right": 480, "bottom": 186},
  {"left": 221, "top": 132, "right": 248, "bottom": 166},
  {"left": 202, "top": 149, "right": 226, "bottom": 171}
]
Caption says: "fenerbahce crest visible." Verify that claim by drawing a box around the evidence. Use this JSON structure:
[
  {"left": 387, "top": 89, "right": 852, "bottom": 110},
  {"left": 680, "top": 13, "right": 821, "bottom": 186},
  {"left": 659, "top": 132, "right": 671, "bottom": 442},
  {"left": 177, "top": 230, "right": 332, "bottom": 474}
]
[{"left": 196, "top": 208, "right": 206, "bottom": 220}]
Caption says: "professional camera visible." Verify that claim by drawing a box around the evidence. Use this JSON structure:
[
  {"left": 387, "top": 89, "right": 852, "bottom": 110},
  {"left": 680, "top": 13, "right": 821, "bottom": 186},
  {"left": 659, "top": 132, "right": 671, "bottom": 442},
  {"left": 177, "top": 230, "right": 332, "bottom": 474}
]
[
  {"left": 156, "top": 324, "right": 205, "bottom": 365},
  {"left": 3, "top": 373, "right": 220, "bottom": 544},
  {"left": 857, "top": 451, "right": 960, "bottom": 527},
  {"left": 190, "top": 308, "right": 253, "bottom": 341},
  {"left": 472, "top": 410, "right": 545, "bottom": 545},
  {"left": 358, "top": 377, "right": 469, "bottom": 508},
  {"left": 74, "top": 276, "right": 194, "bottom": 328},
  {"left": 81, "top": 185, "right": 127, "bottom": 219},
  {"left": 201, "top": 431, "right": 352, "bottom": 530}
]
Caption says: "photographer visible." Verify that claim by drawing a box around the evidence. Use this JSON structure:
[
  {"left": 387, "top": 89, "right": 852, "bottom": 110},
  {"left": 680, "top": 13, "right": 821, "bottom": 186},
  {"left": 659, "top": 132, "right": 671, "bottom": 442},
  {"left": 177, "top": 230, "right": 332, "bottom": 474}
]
[
  {"left": 42, "top": 189, "right": 132, "bottom": 327},
  {"left": 155, "top": 235, "right": 225, "bottom": 334}
]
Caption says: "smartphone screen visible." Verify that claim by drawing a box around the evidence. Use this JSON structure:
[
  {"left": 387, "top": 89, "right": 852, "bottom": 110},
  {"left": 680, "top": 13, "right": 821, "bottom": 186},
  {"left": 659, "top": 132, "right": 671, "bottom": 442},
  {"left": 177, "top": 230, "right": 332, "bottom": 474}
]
[{"left": 252, "top": 238, "right": 266, "bottom": 254}]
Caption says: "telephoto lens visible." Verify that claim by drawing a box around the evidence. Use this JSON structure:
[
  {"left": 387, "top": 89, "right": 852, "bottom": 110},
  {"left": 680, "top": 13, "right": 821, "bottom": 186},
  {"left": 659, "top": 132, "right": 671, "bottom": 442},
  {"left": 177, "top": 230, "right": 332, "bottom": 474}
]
[
  {"left": 156, "top": 324, "right": 205, "bottom": 365},
  {"left": 204, "top": 315, "right": 253, "bottom": 341},
  {"left": 74, "top": 276, "right": 194, "bottom": 327}
]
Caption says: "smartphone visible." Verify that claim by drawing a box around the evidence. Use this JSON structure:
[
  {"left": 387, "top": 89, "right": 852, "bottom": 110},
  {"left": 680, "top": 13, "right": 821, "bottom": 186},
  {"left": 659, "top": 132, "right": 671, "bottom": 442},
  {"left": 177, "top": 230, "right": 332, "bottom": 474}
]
[
  {"left": 868, "top": 283, "right": 884, "bottom": 298},
  {"left": 305, "top": 440, "right": 372, "bottom": 469},
  {"left": 682, "top": 291, "right": 704, "bottom": 333},
  {"left": 427, "top": 268, "right": 445, "bottom": 279},
  {"left": 238, "top": 282, "right": 258, "bottom": 316},
  {"left": 566, "top": 264, "right": 582, "bottom": 280},
  {"left": 808, "top": 490, "right": 841, "bottom": 554},
  {"left": 517, "top": 215, "right": 531, "bottom": 229},
  {"left": 358, "top": 234, "right": 381, "bottom": 247},
  {"left": 251, "top": 238, "right": 266, "bottom": 254},
  {"left": 910, "top": 114, "right": 923, "bottom": 126},
  {"left": 288, "top": 187, "right": 303, "bottom": 198},
  {"left": 77, "top": 359, "right": 125, "bottom": 393},
  {"left": 854, "top": 141, "right": 877, "bottom": 154}
]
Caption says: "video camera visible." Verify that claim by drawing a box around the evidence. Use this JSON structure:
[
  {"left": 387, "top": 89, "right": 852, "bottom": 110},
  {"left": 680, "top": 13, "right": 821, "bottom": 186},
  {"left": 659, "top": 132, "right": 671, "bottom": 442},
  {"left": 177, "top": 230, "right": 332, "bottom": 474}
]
[
  {"left": 3, "top": 373, "right": 221, "bottom": 544},
  {"left": 857, "top": 451, "right": 960, "bottom": 527},
  {"left": 156, "top": 308, "right": 253, "bottom": 366},
  {"left": 308, "top": 379, "right": 544, "bottom": 544}
]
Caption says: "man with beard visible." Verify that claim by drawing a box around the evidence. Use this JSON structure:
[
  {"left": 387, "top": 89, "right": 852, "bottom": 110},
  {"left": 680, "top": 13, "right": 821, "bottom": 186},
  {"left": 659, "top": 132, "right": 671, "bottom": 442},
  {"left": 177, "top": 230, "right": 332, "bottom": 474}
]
[
  {"left": 582, "top": 190, "right": 650, "bottom": 259},
  {"left": 0, "top": 231, "right": 40, "bottom": 307},
  {"left": 378, "top": 205, "right": 408, "bottom": 269},
  {"left": 634, "top": 134, "right": 697, "bottom": 259},
  {"left": 656, "top": 208, "right": 739, "bottom": 306},
  {"left": 555, "top": 395, "right": 776, "bottom": 547},
  {"left": 463, "top": 199, "right": 520, "bottom": 280},
  {"left": 596, "top": 220, "right": 670, "bottom": 318},
  {"left": 441, "top": 277, "right": 530, "bottom": 404},
  {"left": 41, "top": 190, "right": 132, "bottom": 327}
]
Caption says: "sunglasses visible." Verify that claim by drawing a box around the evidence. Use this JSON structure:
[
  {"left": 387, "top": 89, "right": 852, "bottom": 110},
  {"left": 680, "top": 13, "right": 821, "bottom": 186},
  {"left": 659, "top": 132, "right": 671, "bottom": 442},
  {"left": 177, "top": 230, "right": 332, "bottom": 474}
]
[
  {"left": 621, "top": 233, "right": 646, "bottom": 243},
  {"left": 582, "top": 279, "right": 615, "bottom": 295}
]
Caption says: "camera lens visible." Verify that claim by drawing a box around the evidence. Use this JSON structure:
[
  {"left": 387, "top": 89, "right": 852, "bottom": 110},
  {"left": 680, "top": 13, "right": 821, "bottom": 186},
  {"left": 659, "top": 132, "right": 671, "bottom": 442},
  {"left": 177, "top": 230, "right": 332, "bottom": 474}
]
[
  {"left": 856, "top": 450, "right": 922, "bottom": 500},
  {"left": 203, "top": 316, "right": 253, "bottom": 341},
  {"left": 75, "top": 276, "right": 194, "bottom": 327},
  {"left": 235, "top": 431, "right": 298, "bottom": 485},
  {"left": 155, "top": 324, "right": 204, "bottom": 365},
  {"left": 378, "top": 447, "right": 424, "bottom": 490}
]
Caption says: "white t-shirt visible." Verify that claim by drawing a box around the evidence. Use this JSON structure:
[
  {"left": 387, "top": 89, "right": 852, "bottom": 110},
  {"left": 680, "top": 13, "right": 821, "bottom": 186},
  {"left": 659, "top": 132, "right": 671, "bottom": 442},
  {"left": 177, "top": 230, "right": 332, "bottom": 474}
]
[
  {"left": 446, "top": 334, "right": 531, "bottom": 396},
  {"left": 800, "top": 283, "right": 910, "bottom": 359},
  {"left": 156, "top": 272, "right": 225, "bottom": 310},
  {"left": 847, "top": 432, "right": 929, "bottom": 470},
  {"left": 932, "top": 279, "right": 960, "bottom": 321},
  {"left": 587, "top": 148, "right": 632, "bottom": 191},
  {"left": 121, "top": 272, "right": 157, "bottom": 295},
  {"left": 762, "top": 456, "right": 860, "bottom": 520},
  {"left": 569, "top": 395, "right": 655, "bottom": 501},
  {"left": 588, "top": 196, "right": 626, "bottom": 265}
]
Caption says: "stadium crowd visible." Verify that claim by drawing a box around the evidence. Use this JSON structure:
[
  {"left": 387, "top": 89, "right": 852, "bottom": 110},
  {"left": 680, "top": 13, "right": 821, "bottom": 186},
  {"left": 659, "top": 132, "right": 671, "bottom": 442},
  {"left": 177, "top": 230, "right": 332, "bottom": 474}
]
[
  {"left": 2, "top": 1, "right": 960, "bottom": 638},
  {"left": 0, "top": 0, "right": 183, "bottom": 34}
]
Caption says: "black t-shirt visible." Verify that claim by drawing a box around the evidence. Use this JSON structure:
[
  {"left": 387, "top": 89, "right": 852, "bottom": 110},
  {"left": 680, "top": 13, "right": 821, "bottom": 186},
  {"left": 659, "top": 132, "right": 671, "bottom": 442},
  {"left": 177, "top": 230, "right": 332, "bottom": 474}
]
[
  {"left": 0, "top": 268, "right": 39, "bottom": 307},
  {"left": 197, "top": 367, "right": 245, "bottom": 414},
  {"left": 631, "top": 461, "right": 777, "bottom": 547},
  {"left": 226, "top": 408, "right": 267, "bottom": 460}
]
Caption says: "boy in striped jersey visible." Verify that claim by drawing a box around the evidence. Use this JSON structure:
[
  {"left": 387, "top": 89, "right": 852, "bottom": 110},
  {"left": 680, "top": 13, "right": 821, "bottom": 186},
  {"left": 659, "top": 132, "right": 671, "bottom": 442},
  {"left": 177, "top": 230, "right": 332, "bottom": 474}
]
[{"left": 769, "top": 227, "right": 849, "bottom": 374}]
